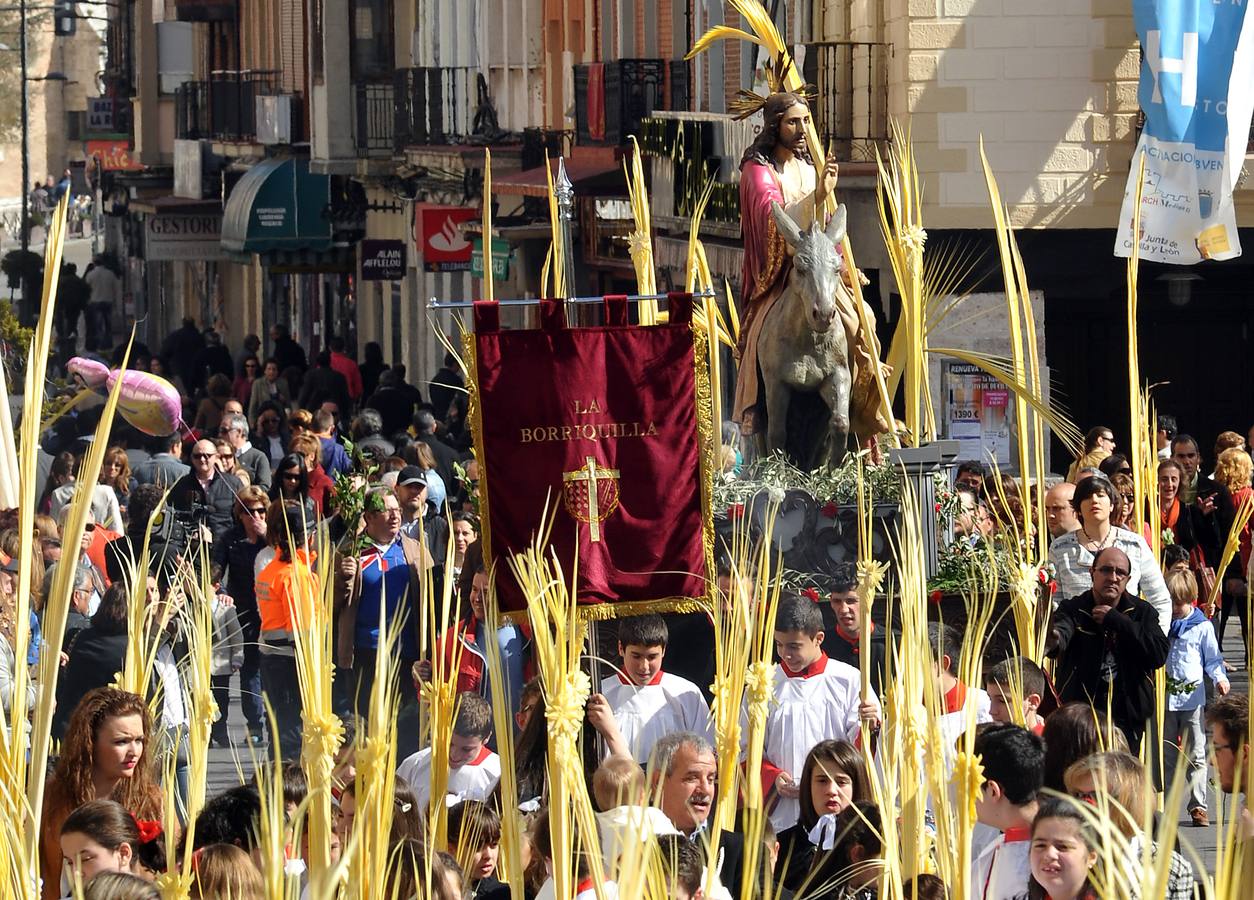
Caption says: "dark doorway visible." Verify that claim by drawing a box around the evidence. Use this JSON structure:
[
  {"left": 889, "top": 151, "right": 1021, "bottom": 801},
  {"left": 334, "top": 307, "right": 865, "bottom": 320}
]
[{"left": 1039, "top": 229, "right": 1254, "bottom": 467}]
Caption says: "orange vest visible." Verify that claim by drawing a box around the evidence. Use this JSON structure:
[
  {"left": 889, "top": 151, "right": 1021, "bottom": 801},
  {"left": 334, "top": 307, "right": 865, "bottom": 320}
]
[{"left": 256, "top": 549, "right": 319, "bottom": 652}]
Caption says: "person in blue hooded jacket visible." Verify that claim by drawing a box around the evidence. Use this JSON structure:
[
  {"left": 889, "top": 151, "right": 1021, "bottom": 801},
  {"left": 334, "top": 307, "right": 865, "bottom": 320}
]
[{"left": 1162, "top": 567, "right": 1229, "bottom": 827}]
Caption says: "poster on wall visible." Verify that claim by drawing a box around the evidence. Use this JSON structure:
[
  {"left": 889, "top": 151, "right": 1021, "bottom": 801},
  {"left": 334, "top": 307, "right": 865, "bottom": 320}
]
[{"left": 943, "top": 362, "right": 1012, "bottom": 468}]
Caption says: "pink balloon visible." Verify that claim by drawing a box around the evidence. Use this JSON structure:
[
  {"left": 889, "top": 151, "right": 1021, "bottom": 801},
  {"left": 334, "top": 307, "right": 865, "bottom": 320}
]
[
  {"left": 67, "top": 357, "right": 110, "bottom": 389},
  {"left": 105, "top": 369, "right": 184, "bottom": 436},
  {"left": 67, "top": 357, "right": 183, "bottom": 435}
]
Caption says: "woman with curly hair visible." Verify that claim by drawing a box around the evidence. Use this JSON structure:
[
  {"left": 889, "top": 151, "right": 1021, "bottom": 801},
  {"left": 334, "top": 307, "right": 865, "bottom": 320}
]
[
  {"left": 99, "top": 447, "right": 134, "bottom": 522},
  {"left": 1214, "top": 446, "right": 1253, "bottom": 648},
  {"left": 40, "top": 687, "right": 165, "bottom": 899}
]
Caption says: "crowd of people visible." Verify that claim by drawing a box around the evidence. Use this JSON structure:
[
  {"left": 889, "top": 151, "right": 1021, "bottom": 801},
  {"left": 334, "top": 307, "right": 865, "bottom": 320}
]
[{"left": 5, "top": 323, "right": 1252, "bottom": 900}]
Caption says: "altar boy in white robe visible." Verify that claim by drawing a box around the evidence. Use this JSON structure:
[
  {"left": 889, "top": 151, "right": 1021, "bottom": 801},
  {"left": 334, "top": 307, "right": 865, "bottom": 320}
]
[
  {"left": 757, "top": 596, "right": 880, "bottom": 833},
  {"left": 594, "top": 614, "right": 713, "bottom": 765}
]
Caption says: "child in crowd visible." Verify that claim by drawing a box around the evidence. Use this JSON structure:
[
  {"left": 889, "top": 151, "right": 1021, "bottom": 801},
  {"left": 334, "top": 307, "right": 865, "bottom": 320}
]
[
  {"left": 972, "top": 723, "right": 1045, "bottom": 900},
  {"left": 1162, "top": 568, "right": 1229, "bottom": 827},
  {"left": 774, "top": 740, "right": 871, "bottom": 893},
  {"left": 530, "top": 808, "right": 620, "bottom": 900},
  {"left": 397, "top": 693, "right": 501, "bottom": 809},
  {"left": 447, "top": 800, "right": 509, "bottom": 899},
  {"left": 1041, "top": 703, "right": 1129, "bottom": 794},
  {"left": 591, "top": 615, "right": 712, "bottom": 764},
  {"left": 931, "top": 623, "right": 992, "bottom": 744},
  {"left": 804, "top": 800, "right": 883, "bottom": 900},
  {"left": 1062, "top": 752, "right": 1195, "bottom": 898},
  {"left": 209, "top": 592, "right": 244, "bottom": 748},
  {"left": 985, "top": 657, "right": 1048, "bottom": 735},
  {"left": 591, "top": 755, "right": 678, "bottom": 872},
  {"left": 515, "top": 678, "right": 542, "bottom": 733},
  {"left": 821, "top": 563, "right": 891, "bottom": 698},
  {"left": 761, "top": 597, "right": 879, "bottom": 833},
  {"left": 1161, "top": 544, "right": 1190, "bottom": 575},
  {"left": 903, "top": 874, "right": 949, "bottom": 900},
  {"left": 188, "top": 843, "right": 264, "bottom": 900},
  {"left": 654, "top": 834, "right": 705, "bottom": 900},
  {"left": 1028, "top": 798, "right": 1099, "bottom": 900}
]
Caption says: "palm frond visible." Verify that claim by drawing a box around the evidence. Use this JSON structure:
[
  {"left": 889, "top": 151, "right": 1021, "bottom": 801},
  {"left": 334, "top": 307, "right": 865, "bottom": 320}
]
[{"left": 684, "top": 25, "right": 763, "bottom": 62}]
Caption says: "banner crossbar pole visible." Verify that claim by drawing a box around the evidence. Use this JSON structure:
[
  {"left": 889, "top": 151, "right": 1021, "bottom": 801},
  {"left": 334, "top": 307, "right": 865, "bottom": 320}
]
[{"left": 426, "top": 290, "right": 716, "bottom": 310}]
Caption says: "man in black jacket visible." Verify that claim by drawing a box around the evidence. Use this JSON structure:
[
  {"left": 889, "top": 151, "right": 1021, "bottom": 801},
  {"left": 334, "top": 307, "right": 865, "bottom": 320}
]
[
  {"left": 270, "top": 322, "right": 307, "bottom": 374},
  {"left": 1047, "top": 546, "right": 1169, "bottom": 752},
  {"left": 169, "top": 439, "right": 243, "bottom": 547}
]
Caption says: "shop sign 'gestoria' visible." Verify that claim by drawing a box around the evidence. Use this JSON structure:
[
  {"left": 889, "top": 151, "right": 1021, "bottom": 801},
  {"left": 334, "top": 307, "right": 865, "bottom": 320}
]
[{"left": 145, "top": 214, "right": 225, "bottom": 262}]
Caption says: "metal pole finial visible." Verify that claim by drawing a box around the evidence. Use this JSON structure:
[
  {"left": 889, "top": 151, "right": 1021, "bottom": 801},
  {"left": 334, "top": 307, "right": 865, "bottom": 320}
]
[{"left": 555, "top": 157, "right": 575, "bottom": 222}]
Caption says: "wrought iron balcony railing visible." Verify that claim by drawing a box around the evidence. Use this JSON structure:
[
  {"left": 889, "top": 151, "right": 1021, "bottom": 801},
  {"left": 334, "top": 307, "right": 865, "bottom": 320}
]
[
  {"left": 175, "top": 71, "right": 283, "bottom": 143},
  {"left": 802, "top": 41, "right": 891, "bottom": 163},
  {"left": 393, "top": 67, "right": 478, "bottom": 150}
]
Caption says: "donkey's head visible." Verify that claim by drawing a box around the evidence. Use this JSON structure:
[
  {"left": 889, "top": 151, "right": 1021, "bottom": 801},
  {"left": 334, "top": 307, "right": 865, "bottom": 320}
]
[{"left": 770, "top": 202, "right": 848, "bottom": 333}]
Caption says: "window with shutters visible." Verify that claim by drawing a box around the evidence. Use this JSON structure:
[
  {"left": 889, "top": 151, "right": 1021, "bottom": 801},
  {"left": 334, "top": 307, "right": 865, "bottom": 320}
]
[{"left": 281, "top": 0, "right": 307, "bottom": 95}]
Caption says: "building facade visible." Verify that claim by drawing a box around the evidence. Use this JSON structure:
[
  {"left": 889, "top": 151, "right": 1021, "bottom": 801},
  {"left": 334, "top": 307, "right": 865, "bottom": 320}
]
[{"left": 95, "top": 1, "right": 1252, "bottom": 450}]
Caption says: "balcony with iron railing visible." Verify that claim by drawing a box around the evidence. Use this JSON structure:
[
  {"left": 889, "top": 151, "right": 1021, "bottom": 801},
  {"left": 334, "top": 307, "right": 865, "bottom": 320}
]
[
  {"left": 175, "top": 71, "right": 304, "bottom": 144},
  {"left": 393, "top": 67, "right": 479, "bottom": 150},
  {"left": 354, "top": 81, "right": 397, "bottom": 157},
  {"left": 573, "top": 59, "right": 690, "bottom": 146},
  {"left": 802, "top": 41, "right": 892, "bottom": 164}
]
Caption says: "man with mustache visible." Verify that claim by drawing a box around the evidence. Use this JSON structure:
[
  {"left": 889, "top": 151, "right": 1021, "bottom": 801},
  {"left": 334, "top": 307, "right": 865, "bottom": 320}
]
[{"left": 649, "top": 732, "right": 743, "bottom": 899}]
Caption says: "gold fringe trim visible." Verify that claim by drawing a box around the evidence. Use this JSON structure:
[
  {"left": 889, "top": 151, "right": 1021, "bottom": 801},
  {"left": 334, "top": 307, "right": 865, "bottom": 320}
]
[
  {"left": 691, "top": 319, "right": 719, "bottom": 612},
  {"left": 499, "top": 597, "right": 711, "bottom": 626}
]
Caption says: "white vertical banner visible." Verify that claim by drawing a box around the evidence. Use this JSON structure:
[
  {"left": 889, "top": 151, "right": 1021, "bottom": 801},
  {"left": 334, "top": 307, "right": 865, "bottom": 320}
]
[{"left": 1115, "top": 0, "right": 1254, "bottom": 264}]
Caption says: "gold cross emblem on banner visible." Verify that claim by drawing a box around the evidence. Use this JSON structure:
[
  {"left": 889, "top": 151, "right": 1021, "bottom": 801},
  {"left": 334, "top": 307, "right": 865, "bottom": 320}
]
[{"left": 561, "top": 456, "right": 621, "bottom": 543}]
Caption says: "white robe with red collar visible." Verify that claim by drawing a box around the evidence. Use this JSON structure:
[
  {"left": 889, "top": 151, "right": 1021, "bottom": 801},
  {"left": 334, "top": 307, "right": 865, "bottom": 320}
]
[
  {"left": 752, "top": 654, "right": 874, "bottom": 832},
  {"left": 971, "top": 827, "right": 1032, "bottom": 900},
  {"left": 600, "top": 670, "right": 713, "bottom": 764},
  {"left": 396, "top": 744, "right": 501, "bottom": 810}
]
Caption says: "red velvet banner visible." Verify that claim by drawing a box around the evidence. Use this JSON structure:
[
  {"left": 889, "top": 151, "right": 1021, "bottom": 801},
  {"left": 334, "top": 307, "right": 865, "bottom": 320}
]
[{"left": 471, "top": 294, "right": 710, "bottom": 615}]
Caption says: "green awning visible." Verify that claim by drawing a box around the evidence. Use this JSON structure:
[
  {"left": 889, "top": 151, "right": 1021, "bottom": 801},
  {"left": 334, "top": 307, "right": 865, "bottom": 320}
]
[{"left": 221, "top": 158, "right": 332, "bottom": 255}]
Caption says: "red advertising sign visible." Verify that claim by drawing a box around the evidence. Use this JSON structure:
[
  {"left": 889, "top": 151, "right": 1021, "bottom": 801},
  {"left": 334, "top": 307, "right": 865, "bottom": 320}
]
[
  {"left": 418, "top": 206, "right": 476, "bottom": 272},
  {"left": 86, "top": 140, "right": 141, "bottom": 171}
]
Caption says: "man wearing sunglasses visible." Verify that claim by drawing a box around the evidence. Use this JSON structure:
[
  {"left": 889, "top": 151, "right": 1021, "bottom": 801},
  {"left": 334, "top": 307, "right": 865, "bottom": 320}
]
[
  {"left": 1046, "top": 547, "right": 1169, "bottom": 753},
  {"left": 169, "top": 438, "right": 244, "bottom": 546}
]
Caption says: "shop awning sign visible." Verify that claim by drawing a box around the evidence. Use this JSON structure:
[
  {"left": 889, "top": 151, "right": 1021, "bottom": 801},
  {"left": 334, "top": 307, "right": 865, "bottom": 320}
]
[
  {"left": 470, "top": 237, "right": 511, "bottom": 279},
  {"left": 146, "top": 213, "right": 224, "bottom": 261},
  {"left": 360, "top": 239, "right": 406, "bottom": 280},
  {"left": 86, "top": 140, "right": 141, "bottom": 171}
]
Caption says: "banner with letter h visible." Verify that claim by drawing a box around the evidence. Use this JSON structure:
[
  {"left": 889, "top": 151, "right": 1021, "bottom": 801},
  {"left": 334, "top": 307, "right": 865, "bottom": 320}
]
[
  {"left": 467, "top": 293, "right": 715, "bottom": 617},
  {"left": 1116, "top": 0, "right": 1254, "bottom": 264}
]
